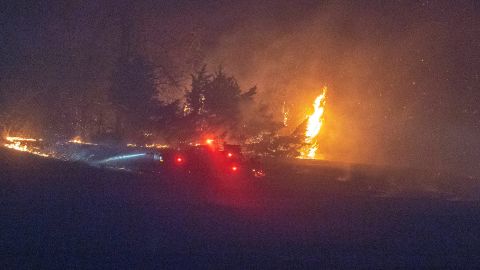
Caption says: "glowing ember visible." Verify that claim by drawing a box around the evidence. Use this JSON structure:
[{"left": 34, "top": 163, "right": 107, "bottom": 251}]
[
  {"left": 282, "top": 101, "right": 289, "bottom": 126},
  {"left": 300, "top": 86, "right": 328, "bottom": 159},
  {"left": 3, "top": 136, "right": 49, "bottom": 157},
  {"left": 145, "top": 143, "right": 169, "bottom": 148},
  {"left": 68, "top": 136, "right": 97, "bottom": 145}
]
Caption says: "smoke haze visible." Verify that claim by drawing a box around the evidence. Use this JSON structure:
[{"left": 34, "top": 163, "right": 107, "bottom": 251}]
[
  {"left": 1, "top": 0, "right": 479, "bottom": 175},
  {"left": 204, "top": 0, "right": 480, "bottom": 175}
]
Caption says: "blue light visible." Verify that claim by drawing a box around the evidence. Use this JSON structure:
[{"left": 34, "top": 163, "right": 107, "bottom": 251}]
[{"left": 97, "top": 153, "right": 147, "bottom": 163}]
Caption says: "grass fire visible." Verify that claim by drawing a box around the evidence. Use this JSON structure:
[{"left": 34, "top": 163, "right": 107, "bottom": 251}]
[
  {"left": 3, "top": 136, "right": 50, "bottom": 157},
  {"left": 1, "top": 1, "right": 479, "bottom": 269}
]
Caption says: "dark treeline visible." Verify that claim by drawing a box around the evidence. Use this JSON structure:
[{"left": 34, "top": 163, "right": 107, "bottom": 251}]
[
  {"left": 102, "top": 57, "right": 305, "bottom": 157},
  {"left": 0, "top": 56, "right": 304, "bottom": 157},
  {"left": 0, "top": 1, "right": 303, "bottom": 157}
]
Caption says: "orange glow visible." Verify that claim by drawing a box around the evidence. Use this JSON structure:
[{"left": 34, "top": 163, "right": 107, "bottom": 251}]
[
  {"left": 5, "top": 136, "right": 41, "bottom": 142},
  {"left": 3, "top": 136, "right": 49, "bottom": 157},
  {"left": 128, "top": 143, "right": 168, "bottom": 148},
  {"left": 152, "top": 144, "right": 169, "bottom": 149},
  {"left": 300, "top": 86, "right": 328, "bottom": 159},
  {"left": 205, "top": 138, "right": 214, "bottom": 145},
  {"left": 68, "top": 136, "right": 97, "bottom": 145},
  {"left": 282, "top": 101, "right": 289, "bottom": 126}
]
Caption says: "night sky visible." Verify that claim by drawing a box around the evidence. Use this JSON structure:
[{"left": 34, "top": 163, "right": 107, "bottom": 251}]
[{"left": 1, "top": 0, "right": 479, "bottom": 175}]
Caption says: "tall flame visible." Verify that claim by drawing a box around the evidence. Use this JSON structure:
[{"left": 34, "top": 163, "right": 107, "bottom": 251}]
[{"left": 300, "top": 86, "right": 327, "bottom": 159}]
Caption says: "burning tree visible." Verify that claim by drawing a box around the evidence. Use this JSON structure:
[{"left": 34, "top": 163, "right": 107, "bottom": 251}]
[{"left": 298, "top": 87, "right": 328, "bottom": 159}]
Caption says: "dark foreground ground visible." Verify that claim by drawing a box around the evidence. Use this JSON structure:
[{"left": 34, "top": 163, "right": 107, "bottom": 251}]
[{"left": 1, "top": 148, "right": 480, "bottom": 269}]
